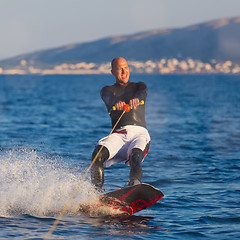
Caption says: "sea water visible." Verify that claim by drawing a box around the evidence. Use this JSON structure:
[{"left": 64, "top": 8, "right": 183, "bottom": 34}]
[{"left": 0, "top": 74, "right": 239, "bottom": 239}]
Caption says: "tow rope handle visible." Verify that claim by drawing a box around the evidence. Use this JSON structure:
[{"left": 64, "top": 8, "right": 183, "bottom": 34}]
[{"left": 108, "top": 100, "right": 144, "bottom": 114}]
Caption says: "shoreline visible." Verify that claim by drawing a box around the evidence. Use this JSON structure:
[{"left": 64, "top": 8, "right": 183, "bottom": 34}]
[{"left": 1, "top": 58, "right": 239, "bottom": 75}]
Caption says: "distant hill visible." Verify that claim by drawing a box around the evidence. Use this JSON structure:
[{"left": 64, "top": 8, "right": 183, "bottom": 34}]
[{"left": 1, "top": 16, "right": 240, "bottom": 68}]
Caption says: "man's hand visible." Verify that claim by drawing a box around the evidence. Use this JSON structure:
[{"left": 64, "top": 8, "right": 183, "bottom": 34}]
[
  {"left": 129, "top": 98, "right": 139, "bottom": 109},
  {"left": 115, "top": 101, "right": 126, "bottom": 110},
  {"left": 115, "top": 98, "right": 139, "bottom": 111}
]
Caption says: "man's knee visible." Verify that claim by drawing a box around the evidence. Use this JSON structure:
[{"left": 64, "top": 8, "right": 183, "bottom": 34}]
[
  {"left": 92, "top": 145, "right": 109, "bottom": 164},
  {"left": 129, "top": 148, "right": 143, "bottom": 167}
]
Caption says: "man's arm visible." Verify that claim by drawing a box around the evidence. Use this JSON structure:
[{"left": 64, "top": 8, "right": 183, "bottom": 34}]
[
  {"left": 101, "top": 86, "right": 128, "bottom": 111},
  {"left": 129, "top": 82, "right": 147, "bottom": 109},
  {"left": 100, "top": 86, "right": 117, "bottom": 111}
]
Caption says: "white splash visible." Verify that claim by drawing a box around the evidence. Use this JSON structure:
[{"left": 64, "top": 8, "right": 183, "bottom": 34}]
[{"left": 0, "top": 148, "right": 97, "bottom": 217}]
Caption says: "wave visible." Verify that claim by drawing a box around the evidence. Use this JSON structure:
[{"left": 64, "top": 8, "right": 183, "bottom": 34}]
[{"left": 0, "top": 148, "right": 97, "bottom": 217}]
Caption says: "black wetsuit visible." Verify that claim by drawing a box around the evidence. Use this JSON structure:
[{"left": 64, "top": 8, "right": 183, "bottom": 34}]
[{"left": 101, "top": 81, "right": 147, "bottom": 130}]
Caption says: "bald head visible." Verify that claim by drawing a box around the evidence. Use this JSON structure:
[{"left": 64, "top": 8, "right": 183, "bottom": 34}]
[
  {"left": 111, "top": 57, "right": 127, "bottom": 69},
  {"left": 111, "top": 57, "right": 130, "bottom": 84}
]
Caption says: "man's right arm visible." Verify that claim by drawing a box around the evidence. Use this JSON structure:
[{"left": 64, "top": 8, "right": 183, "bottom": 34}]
[
  {"left": 100, "top": 86, "right": 117, "bottom": 111},
  {"left": 101, "top": 86, "right": 126, "bottom": 111}
]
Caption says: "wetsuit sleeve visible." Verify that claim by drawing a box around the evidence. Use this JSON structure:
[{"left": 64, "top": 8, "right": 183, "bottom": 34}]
[
  {"left": 100, "top": 86, "right": 117, "bottom": 111},
  {"left": 134, "top": 82, "right": 147, "bottom": 102}
]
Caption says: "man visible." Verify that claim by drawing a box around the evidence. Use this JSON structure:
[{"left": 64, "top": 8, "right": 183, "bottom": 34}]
[{"left": 91, "top": 57, "right": 150, "bottom": 190}]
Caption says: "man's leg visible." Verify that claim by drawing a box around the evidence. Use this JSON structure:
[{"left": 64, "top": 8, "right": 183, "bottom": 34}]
[
  {"left": 128, "top": 148, "right": 143, "bottom": 186},
  {"left": 92, "top": 131, "right": 126, "bottom": 188},
  {"left": 91, "top": 145, "right": 109, "bottom": 190}
]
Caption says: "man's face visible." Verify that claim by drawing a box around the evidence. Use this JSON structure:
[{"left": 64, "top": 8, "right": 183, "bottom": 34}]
[{"left": 111, "top": 58, "right": 130, "bottom": 84}]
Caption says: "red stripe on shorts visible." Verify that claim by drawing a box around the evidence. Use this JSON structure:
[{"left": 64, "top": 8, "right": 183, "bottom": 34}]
[{"left": 115, "top": 130, "right": 127, "bottom": 134}]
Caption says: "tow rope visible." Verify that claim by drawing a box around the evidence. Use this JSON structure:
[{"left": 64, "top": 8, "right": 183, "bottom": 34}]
[{"left": 44, "top": 103, "right": 138, "bottom": 239}]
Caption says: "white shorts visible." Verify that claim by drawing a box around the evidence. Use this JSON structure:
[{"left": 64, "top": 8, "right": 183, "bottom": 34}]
[{"left": 97, "top": 125, "right": 151, "bottom": 168}]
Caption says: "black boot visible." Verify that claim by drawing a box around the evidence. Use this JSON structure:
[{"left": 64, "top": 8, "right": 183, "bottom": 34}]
[
  {"left": 91, "top": 145, "right": 109, "bottom": 190},
  {"left": 128, "top": 148, "right": 143, "bottom": 186}
]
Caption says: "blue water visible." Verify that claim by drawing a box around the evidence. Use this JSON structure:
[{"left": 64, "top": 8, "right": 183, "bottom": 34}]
[{"left": 0, "top": 74, "right": 239, "bottom": 239}]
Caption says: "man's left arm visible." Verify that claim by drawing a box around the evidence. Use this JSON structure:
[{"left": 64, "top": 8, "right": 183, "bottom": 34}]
[{"left": 129, "top": 82, "right": 147, "bottom": 109}]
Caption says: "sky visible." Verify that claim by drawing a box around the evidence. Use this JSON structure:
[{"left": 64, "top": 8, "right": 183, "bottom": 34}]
[{"left": 1, "top": 0, "right": 240, "bottom": 60}]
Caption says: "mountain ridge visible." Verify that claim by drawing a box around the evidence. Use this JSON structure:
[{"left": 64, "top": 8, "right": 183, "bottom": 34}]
[{"left": 1, "top": 16, "right": 240, "bottom": 69}]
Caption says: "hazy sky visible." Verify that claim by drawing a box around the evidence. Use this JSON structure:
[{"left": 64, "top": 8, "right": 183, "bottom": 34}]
[{"left": 1, "top": 0, "right": 240, "bottom": 60}]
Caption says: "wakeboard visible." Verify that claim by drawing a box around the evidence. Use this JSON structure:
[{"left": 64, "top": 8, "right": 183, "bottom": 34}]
[{"left": 79, "top": 183, "right": 164, "bottom": 216}]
